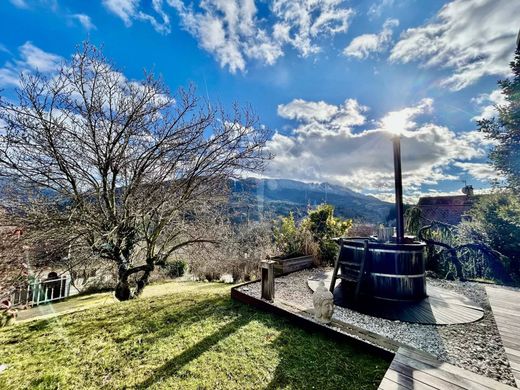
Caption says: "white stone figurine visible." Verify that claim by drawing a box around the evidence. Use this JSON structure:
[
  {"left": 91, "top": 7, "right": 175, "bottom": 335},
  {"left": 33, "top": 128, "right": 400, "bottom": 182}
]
[{"left": 312, "top": 281, "right": 334, "bottom": 324}]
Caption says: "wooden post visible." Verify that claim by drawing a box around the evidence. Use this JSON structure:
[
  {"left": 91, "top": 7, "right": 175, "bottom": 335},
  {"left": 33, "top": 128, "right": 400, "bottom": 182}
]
[{"left": 261, "top": 260, "right": 275, "bottom": 301}]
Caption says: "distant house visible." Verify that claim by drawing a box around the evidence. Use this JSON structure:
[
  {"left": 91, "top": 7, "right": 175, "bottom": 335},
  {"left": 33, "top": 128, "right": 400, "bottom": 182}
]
[{"left": 416, "top": 186, "right": 481, "bottom": 226}]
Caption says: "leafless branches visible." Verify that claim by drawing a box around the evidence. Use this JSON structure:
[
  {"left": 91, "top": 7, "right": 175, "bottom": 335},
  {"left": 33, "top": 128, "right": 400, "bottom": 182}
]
[{"left": 0, "top": 42, "right": 271, "bottom": 300}]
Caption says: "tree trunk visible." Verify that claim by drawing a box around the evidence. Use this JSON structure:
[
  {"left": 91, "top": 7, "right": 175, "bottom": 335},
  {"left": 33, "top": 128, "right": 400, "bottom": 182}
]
[
  {"left": 114, "top": 261, "right": 155, "bottom": 301},
  {"left": 115, "top": 263, "right": 133, "bottom": 301},
  {"left": 114, "top": 279, "right": 132, "bottom": 301},
  {"left": 134, "top": 263, "right": 154, "bottom": 297}
]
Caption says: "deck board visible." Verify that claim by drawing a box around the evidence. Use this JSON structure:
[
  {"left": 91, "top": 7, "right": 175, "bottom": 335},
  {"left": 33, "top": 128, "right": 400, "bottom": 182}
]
[
  {"left": 379, "top": 347, "right": 516, "bottom": 390},
  {"left": 486, "top": 286, "right": 520, "bottom": 388}
]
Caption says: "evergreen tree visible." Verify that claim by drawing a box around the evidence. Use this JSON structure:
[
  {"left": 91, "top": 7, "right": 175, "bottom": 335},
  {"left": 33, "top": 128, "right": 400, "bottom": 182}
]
[{"left": 478, "top": 48, "right": 520, "bottom": 192}]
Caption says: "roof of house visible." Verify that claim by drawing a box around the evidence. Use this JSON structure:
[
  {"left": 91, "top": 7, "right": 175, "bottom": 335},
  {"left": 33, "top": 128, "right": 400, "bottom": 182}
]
[{"left": 416, "top": 194, "right": 481, "bottom": 225}]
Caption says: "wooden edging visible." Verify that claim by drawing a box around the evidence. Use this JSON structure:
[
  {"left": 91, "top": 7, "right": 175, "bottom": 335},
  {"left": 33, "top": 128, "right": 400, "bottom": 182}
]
[{"left": 230, "top": 282, "right": 394, "bottom": 361}]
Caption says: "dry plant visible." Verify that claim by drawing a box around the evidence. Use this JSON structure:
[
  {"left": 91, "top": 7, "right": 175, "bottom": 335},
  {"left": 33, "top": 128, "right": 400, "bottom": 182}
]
[{"left": 187, "top": 220, "right": 274, "bottom": 282}]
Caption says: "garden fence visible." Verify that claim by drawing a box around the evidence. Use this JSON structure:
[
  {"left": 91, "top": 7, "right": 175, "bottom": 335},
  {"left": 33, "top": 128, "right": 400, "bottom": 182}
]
[{"left": 10, "top": 276, "right": 71, "bottom": 307}]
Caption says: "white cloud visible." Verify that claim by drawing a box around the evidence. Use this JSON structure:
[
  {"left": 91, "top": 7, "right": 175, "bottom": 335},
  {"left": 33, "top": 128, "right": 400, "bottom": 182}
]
[
  {"left": 9, "top": 0, "right": 29, "bottom": 8},
  {"left": 389, "top": 0, "right": 519, "bottom": 90},
  {"left": 379, "top": 97, "right": 432, "bottom": 134},
  {"left": 101, "top": 0, "right": 354, "bottom": 73},
  {"left": 271, "top": 0, "right": 355, "bottom": 57},
  {"left": 0, "top": 42, "right": 62, "bottom": 87},
  {"left": 137, "top": 0, "right": 172, "bottom": 34},
  {"left": 0, "top": 67, "right": 19, "bottom": 88},
  {"left": 8, "top": 0, "right": 59, "bottom": 12},
  {"left": 344, "top": 18, "right": 398, "bottom": 59},
  {"left": 266, "top": 98, "right": 490, "bottom": 197},
  {"left": 367, "top": 0, "right": 394, "bottom": 19},
  {"left": 70, "top": 14, "right": 97, "bottom": 31},
  {"left": 18, "top": 42, "right": 62, "bottom": 73},
  {"left": 454, "top": 162, "right": 502, "bottom": 181},
  {"left": 102, "top": 0, "right": 139, "bottom": 27},
  {"left": 278, "top": 98, "right": 368, "bottom": 135},
  {"left": 471, "top": 89, "right": 507, "bottom": 121},
  {"left": 102, "top": 0, "right": 172, "bottom": 33},
  {"left": 278, "top": 99, "right": 338, "bottom": 122},
  {"left": 165, "top": 0, "right": 282, "bottom": 73}
]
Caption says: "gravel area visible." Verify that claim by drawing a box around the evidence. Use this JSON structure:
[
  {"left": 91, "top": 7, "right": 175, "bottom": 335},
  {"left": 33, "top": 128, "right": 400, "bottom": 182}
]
[{"left": 237, "top": 269, "right": 517, "bottom": 386}]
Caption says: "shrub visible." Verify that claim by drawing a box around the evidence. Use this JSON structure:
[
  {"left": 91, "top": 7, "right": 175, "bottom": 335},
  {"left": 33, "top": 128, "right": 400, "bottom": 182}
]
[
  {"left": 459, "top": 192, "right": 520, "bottom": 281},
  {"left": 405, "top": 207, "right": 422, "bottom": 237},
  {"left": 303, "top": 204, "right": 352, "bottom": 265},
  {"left": 274, "top": 204, "right": 352, "bottom": 266},
  {"left": 415, "top": 192, "right": 520, "bottom": 283},
  {"left": 165, "top": 260, "right": 187, "bottom": 279},
  {"left": 273, "top": 212, "right": 318, "bottom": 259},
  {"left": 188, "top": 221, "right": 274, "bottom": 283}
]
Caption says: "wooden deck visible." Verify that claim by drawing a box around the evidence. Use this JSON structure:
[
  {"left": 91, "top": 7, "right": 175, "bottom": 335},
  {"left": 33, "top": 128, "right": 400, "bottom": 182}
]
[
  {"left": 379, "top": 347, "right": 516, "bottom": 390},
  {"left": 486, "top": 286, "right": 520, "bottom": 388}
]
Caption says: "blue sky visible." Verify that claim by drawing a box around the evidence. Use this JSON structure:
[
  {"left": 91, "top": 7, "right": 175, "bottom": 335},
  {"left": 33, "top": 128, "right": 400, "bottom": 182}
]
[{"left": 0, "top": 0, "right": 518, "bottom": 202}]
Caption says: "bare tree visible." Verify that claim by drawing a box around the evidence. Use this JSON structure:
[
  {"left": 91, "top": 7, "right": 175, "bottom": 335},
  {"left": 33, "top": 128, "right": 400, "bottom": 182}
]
[{"left": 0, "top": 43, "right": 271, "bottom": 300}]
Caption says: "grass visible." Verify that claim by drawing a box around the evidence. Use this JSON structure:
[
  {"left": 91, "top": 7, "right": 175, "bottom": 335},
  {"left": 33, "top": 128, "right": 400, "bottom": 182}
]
[{"left": 0, "top": 281, "right": 389, "bottom": 389}]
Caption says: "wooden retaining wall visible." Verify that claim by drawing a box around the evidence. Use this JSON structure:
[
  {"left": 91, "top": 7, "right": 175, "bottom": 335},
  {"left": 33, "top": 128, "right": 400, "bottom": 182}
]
[{"left": 272, "top": 255, "right": 314, "bottom": 276}]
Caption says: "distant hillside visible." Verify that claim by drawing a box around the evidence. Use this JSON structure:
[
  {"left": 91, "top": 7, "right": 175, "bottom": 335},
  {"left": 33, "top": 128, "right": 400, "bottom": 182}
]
[
  {"left": 229, "top": 178, "right": 392, "bottom": 223},
  {"left": 0, "top": 177, "right": 393, "bottom": 224}
]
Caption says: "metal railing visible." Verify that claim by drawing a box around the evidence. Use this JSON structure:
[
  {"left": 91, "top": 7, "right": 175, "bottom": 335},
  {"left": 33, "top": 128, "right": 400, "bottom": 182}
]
[{"left": 10, "top": 277, "right": 71, "bottom": 307}]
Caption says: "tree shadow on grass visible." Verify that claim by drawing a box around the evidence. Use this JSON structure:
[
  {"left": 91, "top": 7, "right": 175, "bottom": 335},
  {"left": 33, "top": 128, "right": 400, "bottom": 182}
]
[
  {"left": 61, "top": 295, "right": 229, "bottom": 340},
  {"left": 1, "top": 295, "right": 229, "bottom": 354},
  {"left": 263, "top": 324, "right": 390, "bottom": 390},
  {"left": 133, "top": 299, "right": 389, "bottom": 390},
  {"left": 3, "top": 291, "right": 390, "bottom": 389},
  {"left": 135, "top": 314, "right": 252, "bottom": 389}
]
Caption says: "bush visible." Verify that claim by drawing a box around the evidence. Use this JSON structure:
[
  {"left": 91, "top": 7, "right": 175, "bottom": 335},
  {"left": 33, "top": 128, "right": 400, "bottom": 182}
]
[
  {"left": 273, "top": 212, "right": 318, "bottom": 259},
  {"left": 165, "top": 260, "right": 187, "bottom": 279},
  {"left": 188, "top": 221, "right": 274, "bottom": 283},
  {"left": 404, "top": 207, "right": 422, "bottom": 237},
  {"left": 416, "top": 192, "right": 520, "bottom": 283},
  {"left": 303, "top": 204, "right": 352, "bottom": 265},
  {"left": 274, "top": 204, "right": 352, "bottom": 266},
  {"left": 459, "top": 192, "right": 520, "bottom": 282}
]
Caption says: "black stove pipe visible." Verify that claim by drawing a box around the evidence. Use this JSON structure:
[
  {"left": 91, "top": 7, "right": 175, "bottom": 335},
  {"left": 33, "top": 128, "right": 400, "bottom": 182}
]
[{"left": 393, "top": 136, "right": 405, "bottom": 243}]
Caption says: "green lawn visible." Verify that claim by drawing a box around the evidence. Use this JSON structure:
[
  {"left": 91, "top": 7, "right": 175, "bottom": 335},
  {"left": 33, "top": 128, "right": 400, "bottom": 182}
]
[{"left": 0, "top": 281, "right": 389, "bottom": 389}]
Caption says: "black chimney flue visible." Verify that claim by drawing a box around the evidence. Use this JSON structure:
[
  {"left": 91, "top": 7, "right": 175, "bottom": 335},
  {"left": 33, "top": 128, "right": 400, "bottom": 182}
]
[{"left": 393, "top": 136, "right": 405, "bottom": 243}]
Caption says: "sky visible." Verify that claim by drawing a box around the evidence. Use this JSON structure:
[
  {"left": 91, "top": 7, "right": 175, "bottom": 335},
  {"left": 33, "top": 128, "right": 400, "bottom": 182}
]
[{"left": 0, "top": 0, "right": 518, "bottom": 203}]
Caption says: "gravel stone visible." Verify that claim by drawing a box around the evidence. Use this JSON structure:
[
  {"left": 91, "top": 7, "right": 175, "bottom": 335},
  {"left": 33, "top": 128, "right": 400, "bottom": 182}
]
[{"left": 236, "top": 268, "right": 517, "bottom": 387}]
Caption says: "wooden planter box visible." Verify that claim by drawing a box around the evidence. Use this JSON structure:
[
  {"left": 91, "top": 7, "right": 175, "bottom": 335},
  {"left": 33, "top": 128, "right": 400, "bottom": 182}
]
[{"left": 271, "top": 255, "right": 314, "bottom": 276}]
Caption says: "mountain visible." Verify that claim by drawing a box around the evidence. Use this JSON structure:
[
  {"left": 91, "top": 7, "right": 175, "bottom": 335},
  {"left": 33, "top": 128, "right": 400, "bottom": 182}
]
[
  {"left": 0, "top": 176, "right": 393, "bottom": 224},
  {"left": 229, "top": 178, "right": 392, "bottom": 223}
]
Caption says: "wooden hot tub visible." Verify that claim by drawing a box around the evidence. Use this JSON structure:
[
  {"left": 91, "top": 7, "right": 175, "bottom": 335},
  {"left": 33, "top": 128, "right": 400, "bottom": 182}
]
[{"left": 339, "top": 238, "right": 427, "bottom": 302}]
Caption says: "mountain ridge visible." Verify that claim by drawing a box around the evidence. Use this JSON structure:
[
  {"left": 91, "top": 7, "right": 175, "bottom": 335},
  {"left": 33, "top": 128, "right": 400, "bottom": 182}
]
[{"left": 229, "top": 178, "right": 392, "bottom": 223}]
